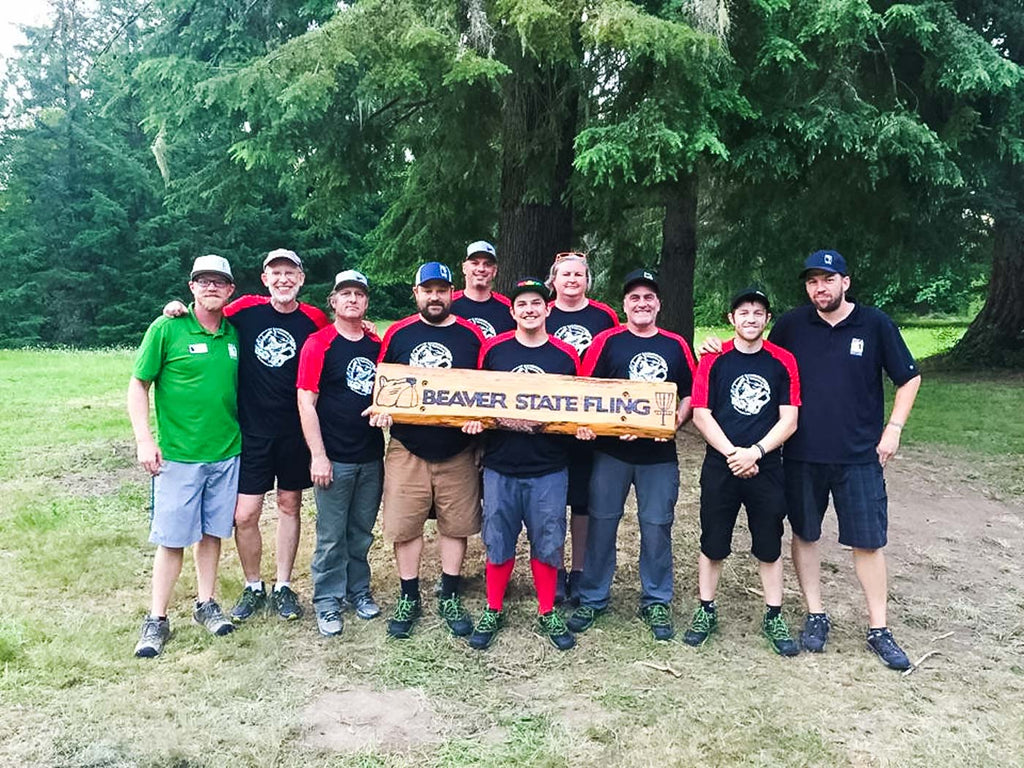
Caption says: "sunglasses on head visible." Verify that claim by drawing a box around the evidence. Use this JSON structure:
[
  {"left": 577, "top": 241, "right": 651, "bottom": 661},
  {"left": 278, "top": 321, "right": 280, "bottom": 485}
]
[{"left": 553, "top": 251, "right": 587, "bottom": 264}]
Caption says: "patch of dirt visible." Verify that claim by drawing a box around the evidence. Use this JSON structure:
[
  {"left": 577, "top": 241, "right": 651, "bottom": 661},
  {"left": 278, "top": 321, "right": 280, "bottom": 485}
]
[{"left": 300, "top": 687, "right": 445, "bottom": 754}]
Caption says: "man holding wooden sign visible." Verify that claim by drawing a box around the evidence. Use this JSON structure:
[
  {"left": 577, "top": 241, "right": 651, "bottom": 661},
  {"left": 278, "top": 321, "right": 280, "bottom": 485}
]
[
  {"left": 460, "top": 278, "right": 582, "bottom": 651},
  {"left": 371, "top": 262, "right": 486, "bottom": 639},
  {"left": 568, "top": 269, "right": 696, "bottom": 642}
]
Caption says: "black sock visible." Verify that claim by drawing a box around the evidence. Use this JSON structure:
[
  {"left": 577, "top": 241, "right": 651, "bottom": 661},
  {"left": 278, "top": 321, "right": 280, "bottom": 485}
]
[
  {"left": 765, "top": 605, "right": 781, "bottom": 619},
  {"left": 400, "top": 577, "right": 420, "bottom": 602},
  {"left": 439, "top": 572, "right": 460, "bottom": 598},
  {"left": 869, "top": 626, "right": 887, "bottom": 633},
  {"left": 157, "top": 615, "right": 167, "bottom": 621},
  {"left": 809, "top": 611, "right": 827, "bottom": 618},
  {"left": 700, "top": 599, "right": 716, "bottom": 613}
]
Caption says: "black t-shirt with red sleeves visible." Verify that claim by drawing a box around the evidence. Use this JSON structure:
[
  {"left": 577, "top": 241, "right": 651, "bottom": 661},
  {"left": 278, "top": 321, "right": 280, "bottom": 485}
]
[
  {"left": 296, "top": 326, "right": 384, "bottom": 464},
  {"left": 582, "top": 326, "right": 696, "bottom": 465},
  {"left": 690, "top": 339, "right": 801, "bottom": 468},
  {"left": 546, "top": 300, "right": 619, "bottom": 357},
  {"left": 451, "top": 291, "right": 516, "bottom": 339},
  {"left": 478, "top": 332, "right": 580, "bottom": 477},
  {"left": 378, "top": 315, "right": 486, "bottom": 461},
  {"left": 223, "top": 296, "right": 330, "bottom": 437}
]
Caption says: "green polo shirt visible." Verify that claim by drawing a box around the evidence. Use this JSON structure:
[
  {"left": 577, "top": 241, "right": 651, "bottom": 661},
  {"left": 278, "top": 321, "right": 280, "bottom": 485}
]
[{"left": 133, "top": 305, "right": 242, "bottom": 463}]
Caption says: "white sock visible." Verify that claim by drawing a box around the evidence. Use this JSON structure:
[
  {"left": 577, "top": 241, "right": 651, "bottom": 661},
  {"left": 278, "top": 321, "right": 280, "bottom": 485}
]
[
  {"left": 246, "top": 580, "right": 264, "bottom": 592},
  {"left": 274, "top": 581, "right": 290, "bottom": 592}
]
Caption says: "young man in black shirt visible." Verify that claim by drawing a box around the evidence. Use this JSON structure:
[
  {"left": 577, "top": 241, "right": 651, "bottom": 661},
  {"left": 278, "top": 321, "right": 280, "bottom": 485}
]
[{"left": 687, "top": 287, "right": 801, "bottom": 655}]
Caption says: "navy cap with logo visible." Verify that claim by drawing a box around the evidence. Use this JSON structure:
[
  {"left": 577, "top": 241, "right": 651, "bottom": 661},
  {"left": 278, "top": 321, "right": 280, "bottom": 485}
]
[
  {"left": 414, "top": 261, "right": 454, "bottom": 286},
  {"left": 801, "top": 249, "right": 847, "bottom": 278},
  {"left": 622, "top": 268, "right": 659, "bottom": 296},
  {"left": 508, "top": 277, "right": 550, "bottom": 303},
  {"left": 730, "top": 285, "right": 770, "bottom": 312}
]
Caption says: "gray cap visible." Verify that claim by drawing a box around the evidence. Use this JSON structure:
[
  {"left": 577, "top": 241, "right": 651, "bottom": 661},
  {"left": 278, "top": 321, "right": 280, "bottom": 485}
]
[
  {"left": 190, "top": 254, "right": 234, "bottom": 282},
  {"left": 263, "top": 248, "right": 303, "bottom": 270},
  {"left": 333, "top": 269, "right": 369, "bottom": 292}
]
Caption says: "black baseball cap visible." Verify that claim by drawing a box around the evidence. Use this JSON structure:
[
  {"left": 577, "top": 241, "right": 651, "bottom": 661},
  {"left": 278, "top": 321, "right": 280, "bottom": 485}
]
[
  {"left": 508, "top": 277, "right": 550, "bottom": 302},
  {"left": 622, "top": 268, "right": 659, "bottom": 296},
  {"left": 730, "top": 285, "right": 770, "bottom": 312}
]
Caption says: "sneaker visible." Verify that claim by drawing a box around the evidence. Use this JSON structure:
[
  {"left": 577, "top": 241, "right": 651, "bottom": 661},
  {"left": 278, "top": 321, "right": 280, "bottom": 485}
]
[
  {"left": 438, "top": 594, "right": 473, "bottom": 636},
  {"left": 639, "top": 603, "right": 675, "bottom": 641},
  {"left": 762, "top": 612, "right": 800, "bottom": 656},
  {"left": 193, "top": 600, "right": 235, "bottom": 636},
  {"left": 537, "top": 610, "right": 575, "bottom": 651},
  {"left": 468, "top": 607, "right": 504, "bottom": 650},
  {"left": 134, "top": 615, "right": 170, "bottom": 658},
  {"left": 799, "top": 613, "right": 831, "bottom": 653},
  {"left": 682, "top": 606, "right": 718, "bottom": 647},
  {"left": 386, "top": 595, "right": 422, "bottom": 639},
  {"left": 566, "top": 605, "right": 603, "bottom": 634},
  {"left": 230, "top": 584, "right": 267, "bottom": 623},
  {"left": 867, "top": 628, "right": 912, "bottom": 670},
  {"left": 353, "top": 594, "right": 381, "bottom": 620},
  {"left": 316, "top": 609, "right": 343, "bottom": 637},
  {"left": 271, "top": 586, "right": 303, "bottom": 621}
]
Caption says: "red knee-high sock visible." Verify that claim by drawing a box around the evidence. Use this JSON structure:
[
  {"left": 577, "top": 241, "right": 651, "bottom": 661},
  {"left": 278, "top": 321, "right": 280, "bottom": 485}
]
[
  {"left": 530, "top": 559, "right": 558, "bottom": 614},
  {"left": 486, "top": 559, "right": 515, "bottom": 611}
]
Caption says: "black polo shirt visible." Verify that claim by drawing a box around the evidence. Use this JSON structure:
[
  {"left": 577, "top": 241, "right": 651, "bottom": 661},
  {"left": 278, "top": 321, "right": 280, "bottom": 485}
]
[
  {"left": 451, "top": 291, "right": 516, "bottom": 339},
  {"left": 769, "top": 303, "right": 918, "bottom": 465}
]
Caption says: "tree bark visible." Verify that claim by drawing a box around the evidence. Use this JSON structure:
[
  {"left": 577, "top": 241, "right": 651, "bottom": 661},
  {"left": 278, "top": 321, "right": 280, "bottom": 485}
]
[
  {"left": 948, "top": 219, "right": 1024, "bottom": 368},
  {"left": 656, "top": 172, "right": 698, "bottom": 341}
]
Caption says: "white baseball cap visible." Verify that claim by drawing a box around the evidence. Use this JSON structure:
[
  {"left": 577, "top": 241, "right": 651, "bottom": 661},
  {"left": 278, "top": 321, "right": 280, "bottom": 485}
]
[
  {"left": 333, "top": 269, "right": 369, "bottom": 292},
  {"left": 190, "top": 254, "right": 234, "bottom": 282},
  {"left": 465, "top": 240, "right": 497, "bottom": 261},
  {"left": 263, "top": 248, "right": 303, "bottom": 269}
]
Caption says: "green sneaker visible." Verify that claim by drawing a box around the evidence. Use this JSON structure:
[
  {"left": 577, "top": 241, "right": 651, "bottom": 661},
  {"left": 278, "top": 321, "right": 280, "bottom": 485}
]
[
  {"left": 438, "top": 594, "right": 473, "bottom": 636},
  {"left": 271, "top": 585, "right": 303, "bottom": 621},
  {"left": 468, "top": 608, "right": 504, "bottom": 650},
  {"left": 230, "top": 584, "right": 267, "bottom": 623},
  {"left": 762, "top": 612, "right": 800, "bottom": 657},
  {"left": 537, "top": 610, "right": 575, "bottom": 651},
  {"left": 387, "top": 595, "right": 422, "bottom": 639},
  {"left": 639, "top": 602, "right": 675, "bottom": 641},
  {"left": 682, "top": 605, "right": 718, "bottom": 647},
  {"left": 566, "top": 605, "right": 603, "bottom": 633}
]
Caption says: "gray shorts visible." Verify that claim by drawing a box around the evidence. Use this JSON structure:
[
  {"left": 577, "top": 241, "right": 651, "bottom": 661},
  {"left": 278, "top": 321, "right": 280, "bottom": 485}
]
[
  {"left": 150, "top": 457, "right": 240, "bottom": 547},
  {"left": 482, "top": 467, "right": 568, "bottom": 567}
]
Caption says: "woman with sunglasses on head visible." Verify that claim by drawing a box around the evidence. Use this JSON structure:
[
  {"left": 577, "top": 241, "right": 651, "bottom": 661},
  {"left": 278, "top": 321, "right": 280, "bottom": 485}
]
[{"left": 544, "top": 252, "right": 620, "bottom": 604}]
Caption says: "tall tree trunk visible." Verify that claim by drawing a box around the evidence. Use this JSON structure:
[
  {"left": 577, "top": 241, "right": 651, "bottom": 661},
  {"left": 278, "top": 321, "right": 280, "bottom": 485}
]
[
  {"left": 657, "top": 172, "right": 698, "bottom": 341},
  {"left": 496, "top": 53, "right": 576, "bottom": 290},
  {"left": 948, "top": 219, "right": 1024, "bottom": 367}
]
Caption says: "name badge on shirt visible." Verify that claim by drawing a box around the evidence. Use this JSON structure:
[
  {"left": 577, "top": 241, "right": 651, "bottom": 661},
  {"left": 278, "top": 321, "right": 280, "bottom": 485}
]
[
  {"left": 189, "top": 343, "right": 209, "bottom": 354},
  {"left": 850, "top": 338, "right": 864, "bottom": 357},
  {"left": 228, "top": 343, "right": 238, "bottom": 359}
]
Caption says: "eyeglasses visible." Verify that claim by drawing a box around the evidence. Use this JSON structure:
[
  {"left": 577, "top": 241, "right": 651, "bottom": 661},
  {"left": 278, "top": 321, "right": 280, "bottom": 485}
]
[
  {"left": 193, "top": 277, "right": 232, "bottom": 288},
  {"left": 553, "top": 251, "right": 587, "bottom": 263}
]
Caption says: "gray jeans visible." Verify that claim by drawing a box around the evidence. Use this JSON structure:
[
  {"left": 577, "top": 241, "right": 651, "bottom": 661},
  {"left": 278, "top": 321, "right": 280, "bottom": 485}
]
[{"left": 311, "top": 459, "right": 383, "bottom": 611}]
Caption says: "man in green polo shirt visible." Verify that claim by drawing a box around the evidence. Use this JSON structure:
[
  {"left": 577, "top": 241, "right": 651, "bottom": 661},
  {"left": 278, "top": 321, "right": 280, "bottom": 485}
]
[{"left": 128, "top": 254, "right": 243, "bottom": 658}]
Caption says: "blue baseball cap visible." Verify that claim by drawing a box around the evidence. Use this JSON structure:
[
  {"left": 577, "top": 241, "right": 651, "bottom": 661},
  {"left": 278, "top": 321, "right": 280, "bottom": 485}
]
[
  {"left": 414, "top": 261, "right": 454, "bottom": 286},
  {"left": 801, "top": 250, "right": 847, "bottom": 277}
]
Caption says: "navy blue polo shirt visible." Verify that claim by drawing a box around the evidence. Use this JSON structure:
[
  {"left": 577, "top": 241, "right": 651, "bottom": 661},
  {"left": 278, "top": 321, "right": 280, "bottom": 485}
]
[{"left": 769, "top": 303, "right": 918, "bottom": 465}]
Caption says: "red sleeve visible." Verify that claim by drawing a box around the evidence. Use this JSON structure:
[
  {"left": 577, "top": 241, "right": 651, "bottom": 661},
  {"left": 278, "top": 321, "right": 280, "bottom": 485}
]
[
  {"left": 765, "top": 340, "right": 802, "bottom": 407},
  {"left": 589, "top": 299, "right": 620, "bottom": 327},
  {"left": 547, "top": 336, "right": 581, "bottom": 375},
  {"left": 377, "top": 315, "right": 417, "bottom": 364},
  {"left": 479, "top": 331, "right": 515, "bottom": 369},
  {"left": 581, "top": 327, "right": 621, "bottom": 376},
  {"left": 690, "top": 352, "right": 718, "bottom": 409},
  {"left": 452, "top": 290, "right": 464, "bottom": 301},
  {"left": 297, "top": 326, "right": 336, "bottom": 392},
  {"left": 299, "top": 303, "right": 330, "bottom": 329},
  {"left": 492, "top": 292, "right": 511, "bottom": 307},
  {"left": 223, "top": 294, "right": 267, "bottom": 318}
]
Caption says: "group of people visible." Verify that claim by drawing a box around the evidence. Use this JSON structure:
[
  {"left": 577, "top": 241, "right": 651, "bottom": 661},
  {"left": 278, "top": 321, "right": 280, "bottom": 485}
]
[{"left": 128, "top": 242, "right": 921, "bottom": 671}]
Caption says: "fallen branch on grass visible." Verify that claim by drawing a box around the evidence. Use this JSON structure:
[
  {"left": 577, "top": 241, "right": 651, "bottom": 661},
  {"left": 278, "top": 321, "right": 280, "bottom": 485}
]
[
  {"left": 902, "top": 650, "right": 942, "bottom": 677},
  {"left": 637, "top": 661, "right": 683, "bottom": 678}
]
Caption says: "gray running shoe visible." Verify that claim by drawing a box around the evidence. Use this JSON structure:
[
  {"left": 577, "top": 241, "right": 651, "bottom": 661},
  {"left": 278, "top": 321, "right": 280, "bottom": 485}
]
[
  {"left": 316, "top": 609, "right": 343, "bottom": 637},
  {"left": 134, "top": 615, "right": 170, "bottom": 658},
  {"left": 272, "top": 585, "right": 303, "bottom": 621},
  {"left": 193, "top": 600, "right": 235, "bottom": 636},
  {"left": 230, "top": 584, "right": 267, "bottom": 623},
  {"left": 353, "top": 594, "right": 381, "bottom": 620}
]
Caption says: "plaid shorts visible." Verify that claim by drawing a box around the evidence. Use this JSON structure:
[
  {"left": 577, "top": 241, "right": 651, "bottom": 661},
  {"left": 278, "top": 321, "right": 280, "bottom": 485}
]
[{"left": 784, "top": 460, "right": 888, "bottom": 549}]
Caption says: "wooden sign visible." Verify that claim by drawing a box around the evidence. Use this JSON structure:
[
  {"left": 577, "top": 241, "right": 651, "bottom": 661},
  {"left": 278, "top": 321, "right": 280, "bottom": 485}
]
[{"left": 371, "top": 363, "right": 679, "bottom": 439}]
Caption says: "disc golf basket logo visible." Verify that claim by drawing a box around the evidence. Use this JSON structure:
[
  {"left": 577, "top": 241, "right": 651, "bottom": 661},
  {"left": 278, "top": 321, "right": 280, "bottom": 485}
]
[
  {"left": 375, "top": 375, "right": 419, "bottom": 408},
  {"left": 654, "top": 391, "right": 675, "bottom": 426}
]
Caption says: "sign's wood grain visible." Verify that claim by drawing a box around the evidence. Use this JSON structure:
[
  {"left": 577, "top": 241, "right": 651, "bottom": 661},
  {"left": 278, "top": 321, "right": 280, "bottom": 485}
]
[{"left": 371, "top": 363, "right": 679, "bottom": 439}]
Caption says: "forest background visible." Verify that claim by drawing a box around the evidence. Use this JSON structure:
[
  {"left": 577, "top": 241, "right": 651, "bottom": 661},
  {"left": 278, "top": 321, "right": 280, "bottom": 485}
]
[{"left": 1, "top": 0, "right": 1021, "bottom": 366}]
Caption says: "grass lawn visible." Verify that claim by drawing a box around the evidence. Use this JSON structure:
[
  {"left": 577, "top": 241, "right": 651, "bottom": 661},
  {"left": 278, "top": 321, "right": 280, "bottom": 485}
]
[{"left": 0, "top": 330, "right": 1021, "bottom": 767}]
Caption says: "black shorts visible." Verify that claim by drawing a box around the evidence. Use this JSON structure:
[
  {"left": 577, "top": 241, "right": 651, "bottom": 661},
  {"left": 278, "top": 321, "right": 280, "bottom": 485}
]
[
  {"left": 567, "top": 443, "right": 594, "bottom": 514},
  {"left": 784, "top": 460, "right": 887, "bottom": 549},
  {"left": 699, "top": 458, "right": 786, "bottom": 563},
  {"left": 238, "top": 432, "right": 312, "bottom": 496}
]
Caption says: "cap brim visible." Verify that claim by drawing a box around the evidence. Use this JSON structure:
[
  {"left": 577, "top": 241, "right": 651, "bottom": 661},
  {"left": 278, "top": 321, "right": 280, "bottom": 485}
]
[
  {"left": 731, "top": 293, "right": 770, "bottom": 311},
  {"left": 623, "top": 278, "right": 659, "bottom": 295},
  {"left": 334, "top": 280, "right": 368, "bottom": 292},
  {"left": 800, "top": 266, "right": 843, "bottom": 278}
]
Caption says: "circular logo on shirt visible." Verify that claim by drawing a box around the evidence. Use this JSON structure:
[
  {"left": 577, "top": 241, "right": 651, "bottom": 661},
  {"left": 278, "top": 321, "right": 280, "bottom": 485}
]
[
  {"left": 512, "top": 363, "right": 545, "bottom": 374},
  {"left": 470, "top": 317, "right": 497, "bottom": 338},
  {"left": 346, "top": 356, "right": 376, "bottom": 396},
  {"left": 554, "top": 324, "right": 593, "bottom": 354},
  {"left": 410, "top": 341, "right": 453, "bottom": 368},
  {"left": 254, "top": 327, "right": 296, "bottom": 368},
  {"left": 730, "top": 374, "right": 772, "bottom": 416},
  {"left": 628, "top": 352, "right": 668, "bottom": 381}
]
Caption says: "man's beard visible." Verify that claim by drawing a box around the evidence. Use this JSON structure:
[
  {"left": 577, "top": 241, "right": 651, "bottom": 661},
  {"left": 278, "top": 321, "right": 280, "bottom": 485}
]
[
  {"left": 419, "top": 303, "right": 450, "bottom": 323},
  {"left": 818, "top": 294, "right": 843, "bottom": 313}
]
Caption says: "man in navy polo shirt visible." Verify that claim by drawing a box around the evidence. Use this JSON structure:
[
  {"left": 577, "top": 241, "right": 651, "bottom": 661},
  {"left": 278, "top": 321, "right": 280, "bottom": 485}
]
[
  {"left": 568, "top": 269, "right": 696, "bottom": 641},
  {"left": 371, "top": 262, "right": 487, "bottom": 639},
  {"left": 686, "top": 287, "right": 801, "bottom": 656},
  {"left": 450, "top": 240, "right": 515, "bottom": 339},
  {"left": 770, "top": 250, "right": 921, "bottom": 669},
  {"left": 461, "top": 279, "right": 581, "bottom": 651}
]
